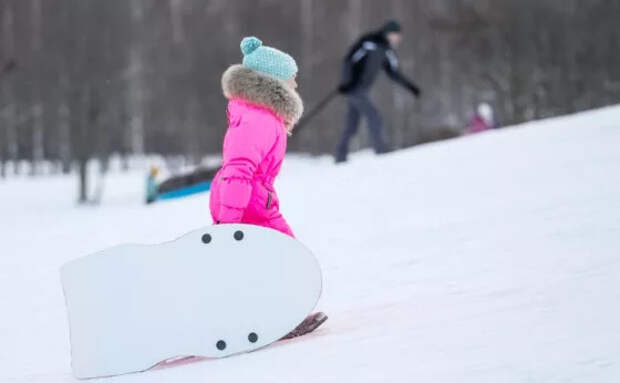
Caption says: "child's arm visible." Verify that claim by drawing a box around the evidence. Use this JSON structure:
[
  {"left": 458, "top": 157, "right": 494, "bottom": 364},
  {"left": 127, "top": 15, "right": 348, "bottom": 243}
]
[{"left": 217, "top": 118, "right": 276, "bottom": 223}]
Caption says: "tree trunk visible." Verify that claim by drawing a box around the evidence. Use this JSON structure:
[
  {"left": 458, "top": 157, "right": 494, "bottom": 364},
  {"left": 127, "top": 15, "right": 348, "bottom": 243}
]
[
  {"left": 30, "top": 104, "right": 44, "bottom": 176},
  {"left": 58, "top": 102, "right": 72, "bottom": 174},
  {"left": 77, "top": 159, "right": 88, "bottom": 204},
  {"left": 127, "top": 0, "right": 145, "bottom": 155}
]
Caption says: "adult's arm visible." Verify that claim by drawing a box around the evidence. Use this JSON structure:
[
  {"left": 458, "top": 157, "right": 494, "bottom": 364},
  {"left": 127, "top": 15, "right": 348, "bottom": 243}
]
[
  {"left": 383, "top": 49, "right": 421, "bottom": 97},
  {"left": 339, "top": 38, "right": 370, "bottom": 93}
]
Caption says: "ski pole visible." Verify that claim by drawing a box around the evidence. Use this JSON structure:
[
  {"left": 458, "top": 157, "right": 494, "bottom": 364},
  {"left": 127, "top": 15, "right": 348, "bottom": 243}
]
[{"left": 294, "top": 88, "right": 339, "bottom": 134}]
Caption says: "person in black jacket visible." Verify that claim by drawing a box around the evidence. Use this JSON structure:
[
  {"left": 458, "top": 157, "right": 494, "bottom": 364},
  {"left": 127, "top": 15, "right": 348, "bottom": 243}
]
[{"left": 336, "top": 20, "right": 421, "bottom": 163}]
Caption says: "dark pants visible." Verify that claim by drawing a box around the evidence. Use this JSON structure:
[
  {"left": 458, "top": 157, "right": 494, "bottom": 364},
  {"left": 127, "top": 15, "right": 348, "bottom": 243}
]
[{"left": 335, "top": 93, "right": 387, "bottom": 162}]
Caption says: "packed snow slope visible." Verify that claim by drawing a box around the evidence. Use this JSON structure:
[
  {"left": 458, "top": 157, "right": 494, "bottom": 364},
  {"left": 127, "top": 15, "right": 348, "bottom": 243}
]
[{"left": 1, "top": 105, "right": 620, "bottom": 383}]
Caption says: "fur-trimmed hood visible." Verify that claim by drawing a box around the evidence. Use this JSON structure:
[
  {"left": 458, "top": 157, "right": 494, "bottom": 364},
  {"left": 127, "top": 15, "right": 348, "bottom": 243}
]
[{"left": 222, "top": 65, "right": 303, "bottom": 131}]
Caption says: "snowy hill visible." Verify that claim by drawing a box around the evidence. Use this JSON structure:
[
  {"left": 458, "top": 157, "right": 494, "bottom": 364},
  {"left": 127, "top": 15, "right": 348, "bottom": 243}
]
[{"left": 2, "top": 105, "right": 620, "bottom": 382}]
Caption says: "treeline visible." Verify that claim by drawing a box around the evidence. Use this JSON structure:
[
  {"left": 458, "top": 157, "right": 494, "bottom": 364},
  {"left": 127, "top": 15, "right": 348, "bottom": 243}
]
[{"left": 1, "top": 0, "right": 619, "bottom": 179}]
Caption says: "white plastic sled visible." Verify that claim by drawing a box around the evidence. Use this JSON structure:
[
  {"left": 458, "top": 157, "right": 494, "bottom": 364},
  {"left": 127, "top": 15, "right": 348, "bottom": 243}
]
[{"left": 60, "top": 224, "right": 323, "bottom": 378}]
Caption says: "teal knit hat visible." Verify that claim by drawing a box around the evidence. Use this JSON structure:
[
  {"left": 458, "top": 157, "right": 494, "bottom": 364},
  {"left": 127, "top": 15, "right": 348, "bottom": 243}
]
[{"left": 240, "top": 37, "right": 298, "bottom": 81}]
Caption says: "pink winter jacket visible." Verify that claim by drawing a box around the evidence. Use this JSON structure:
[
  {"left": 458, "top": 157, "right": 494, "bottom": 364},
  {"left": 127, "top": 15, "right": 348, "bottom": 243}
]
[
  {"left": 465, "top": 115, "right": 497, "bottom": 134},
  {"left": 209, "top": 65, "right": 303, "bottom": 238}
]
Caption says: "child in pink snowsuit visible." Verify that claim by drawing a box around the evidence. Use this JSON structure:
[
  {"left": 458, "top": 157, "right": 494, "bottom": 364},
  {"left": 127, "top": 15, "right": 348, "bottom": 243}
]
[{"left": 209, "top": 37, "right": 303, "bottom": 238}]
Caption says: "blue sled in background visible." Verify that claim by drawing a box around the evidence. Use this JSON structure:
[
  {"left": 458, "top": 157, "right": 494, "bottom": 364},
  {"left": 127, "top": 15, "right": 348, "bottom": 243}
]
[
  {"left": 157, "top": 180, "right": 212, "bottom": 201},
  {"left": 146, "top": 166, "right": 219, "bottom": 204}
]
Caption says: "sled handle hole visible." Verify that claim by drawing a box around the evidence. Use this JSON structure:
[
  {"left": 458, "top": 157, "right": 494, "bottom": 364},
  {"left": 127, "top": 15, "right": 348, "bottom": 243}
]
[{"left": 248, "top": 332, "right": 258, "bottom": 343}]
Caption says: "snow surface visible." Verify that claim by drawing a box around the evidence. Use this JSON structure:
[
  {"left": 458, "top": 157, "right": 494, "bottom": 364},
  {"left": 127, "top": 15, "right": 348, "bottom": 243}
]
[{"left": 1, "top": 105, "right": 620, "bottom": 382}]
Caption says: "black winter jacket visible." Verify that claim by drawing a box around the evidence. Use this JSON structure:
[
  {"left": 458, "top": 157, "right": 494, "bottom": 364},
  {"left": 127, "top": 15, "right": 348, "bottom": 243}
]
[{"left": 339, "top": 31, "right": 420, "bottom": 96}]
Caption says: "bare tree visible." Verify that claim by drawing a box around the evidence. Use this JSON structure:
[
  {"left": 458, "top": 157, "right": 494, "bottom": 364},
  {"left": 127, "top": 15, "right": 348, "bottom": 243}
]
[{"left": 1, "top": 0, "right": 619, "bottom": 189}]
